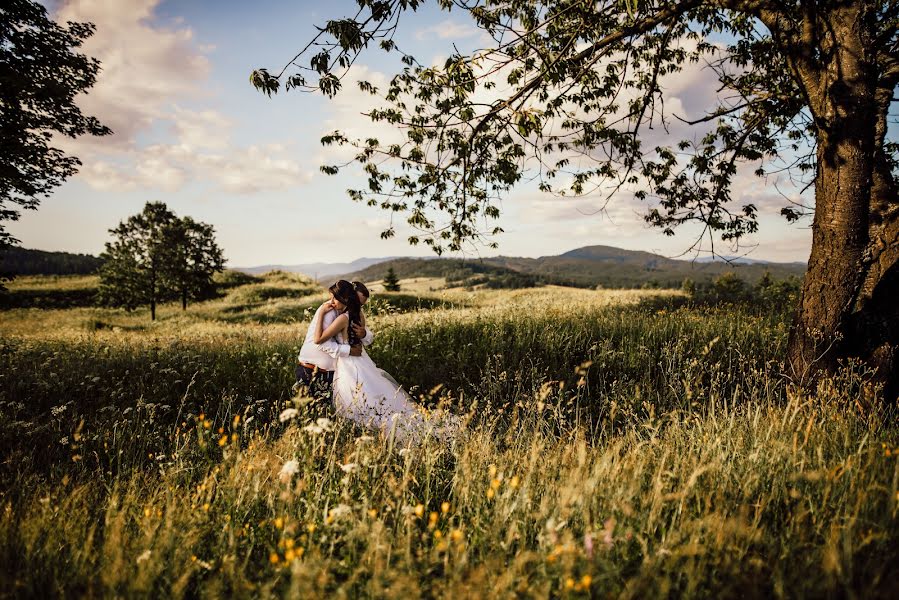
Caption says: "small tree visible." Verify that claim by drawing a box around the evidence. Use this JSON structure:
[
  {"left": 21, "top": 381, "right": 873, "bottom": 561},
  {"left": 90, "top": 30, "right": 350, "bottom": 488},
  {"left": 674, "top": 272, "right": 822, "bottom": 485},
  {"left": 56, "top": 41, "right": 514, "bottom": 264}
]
[
  {"left": 99, "top": 203, "right": 179, "bottom": 320},
  {"left": 98, "top": 202, "right": 225, "bottom": 320},
  {"left": 382, "top": 266, "right": 401, "bottom": 292},
  {"left": 168, "top": 217, "right": 225, "bottom": 310}
]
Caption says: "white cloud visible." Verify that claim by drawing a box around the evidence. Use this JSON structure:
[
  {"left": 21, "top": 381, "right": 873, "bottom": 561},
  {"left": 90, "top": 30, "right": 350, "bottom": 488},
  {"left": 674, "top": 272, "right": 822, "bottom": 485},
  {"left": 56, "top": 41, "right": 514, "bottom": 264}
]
[
  {"left": 52, "top": 0, "right": 309, "bottom": 194},
  {"left": 415, "top": 19, "right": 479, "bottom": 41}
]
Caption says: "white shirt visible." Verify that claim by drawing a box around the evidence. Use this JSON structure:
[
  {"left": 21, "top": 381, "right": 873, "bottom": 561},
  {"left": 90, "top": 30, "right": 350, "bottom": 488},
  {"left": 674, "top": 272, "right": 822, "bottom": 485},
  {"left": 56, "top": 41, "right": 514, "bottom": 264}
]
[{"left": 298, "top": 305, "right": 375, "bottom": 371}]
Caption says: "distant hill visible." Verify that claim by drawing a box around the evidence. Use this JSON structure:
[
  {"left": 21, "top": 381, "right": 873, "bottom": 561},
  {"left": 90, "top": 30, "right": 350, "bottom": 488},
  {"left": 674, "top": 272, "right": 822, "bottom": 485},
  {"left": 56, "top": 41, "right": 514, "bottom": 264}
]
[
  {"left": 342, "top": 257, "right": 537, "bottom": 287},
  {"left": 0, "top": 247, "right": 103, "bottom": 276},
  {"left": 234, "top": 256, "right": 405, "bottom": 280},
  {"left": 342, "top": 245, "right": 806, "bottom": 289}
]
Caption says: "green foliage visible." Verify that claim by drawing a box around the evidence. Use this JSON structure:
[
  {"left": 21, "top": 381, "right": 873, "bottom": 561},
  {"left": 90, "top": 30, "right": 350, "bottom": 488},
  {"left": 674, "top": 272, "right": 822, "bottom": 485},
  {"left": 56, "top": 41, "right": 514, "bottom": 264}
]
[
  {"left": 683, "top": 271, "right": 801, "bottom": 314},
  {"left": 0, "top": 247, "right": 102, "bottom": 276},
  {"left": 251, "top": 1, "right": 897, "bottom": 255},
  {"left": 382, "top": 266, "right": 401, "bottom": 291},
  {"left": 98, "top": 202, "right": 225, "bottom": 319},
  {"left": 0, "top": 0, "right": 110, "bottom": 252}
]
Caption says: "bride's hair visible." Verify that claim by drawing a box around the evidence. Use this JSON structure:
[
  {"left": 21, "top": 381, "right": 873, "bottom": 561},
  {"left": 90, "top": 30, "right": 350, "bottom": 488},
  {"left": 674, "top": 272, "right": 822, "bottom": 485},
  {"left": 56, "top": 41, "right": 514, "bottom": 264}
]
[{"left": 331, "top": 280, "right": 362, "bottom": 345}]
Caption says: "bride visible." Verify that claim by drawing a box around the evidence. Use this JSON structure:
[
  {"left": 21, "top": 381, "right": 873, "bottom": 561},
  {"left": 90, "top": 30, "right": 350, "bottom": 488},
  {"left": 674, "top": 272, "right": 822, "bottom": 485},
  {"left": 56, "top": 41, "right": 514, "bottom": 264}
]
[{"left": 314, "top": 280, "right": 457, "bottom": 444}]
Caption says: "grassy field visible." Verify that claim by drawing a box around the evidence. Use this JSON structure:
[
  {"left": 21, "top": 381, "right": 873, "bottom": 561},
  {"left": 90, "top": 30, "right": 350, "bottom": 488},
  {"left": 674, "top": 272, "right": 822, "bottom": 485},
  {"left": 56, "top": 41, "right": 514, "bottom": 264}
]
[{"left": 0, "top": 273, "right": 897, "bottom": 598}]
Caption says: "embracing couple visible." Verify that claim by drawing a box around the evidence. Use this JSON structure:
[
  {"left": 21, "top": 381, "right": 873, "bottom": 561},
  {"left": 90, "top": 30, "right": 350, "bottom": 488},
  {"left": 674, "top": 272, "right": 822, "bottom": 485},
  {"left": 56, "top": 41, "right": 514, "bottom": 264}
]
[{"left": 296, "top": 280, "right": 457, "bottom": 444}]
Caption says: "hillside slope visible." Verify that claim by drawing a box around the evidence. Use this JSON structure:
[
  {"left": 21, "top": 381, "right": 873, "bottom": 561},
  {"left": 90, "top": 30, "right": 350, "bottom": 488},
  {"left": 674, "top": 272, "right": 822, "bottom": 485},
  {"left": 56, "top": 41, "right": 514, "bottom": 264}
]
[{"left": 344, "top": 245, "right": 805, "bottom": 288}]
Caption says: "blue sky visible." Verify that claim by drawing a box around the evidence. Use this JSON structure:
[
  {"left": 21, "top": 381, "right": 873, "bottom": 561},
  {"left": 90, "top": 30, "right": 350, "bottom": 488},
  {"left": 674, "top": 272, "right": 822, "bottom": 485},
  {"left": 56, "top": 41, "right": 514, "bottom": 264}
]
[{"left": 12, "top": 0, "right": 813, "bottom": 266}]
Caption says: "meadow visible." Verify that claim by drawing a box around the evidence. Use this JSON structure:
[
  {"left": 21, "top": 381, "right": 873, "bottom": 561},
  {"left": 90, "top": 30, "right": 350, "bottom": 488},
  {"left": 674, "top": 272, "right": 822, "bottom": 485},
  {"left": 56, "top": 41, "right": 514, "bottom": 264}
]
[{"left": 0, "top": 272, "right": 897, "bottom": 598}]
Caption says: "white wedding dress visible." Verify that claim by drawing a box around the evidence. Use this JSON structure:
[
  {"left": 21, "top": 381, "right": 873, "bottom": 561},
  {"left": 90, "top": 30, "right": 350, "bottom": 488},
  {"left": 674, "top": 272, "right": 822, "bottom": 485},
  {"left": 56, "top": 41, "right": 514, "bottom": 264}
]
[{"left": 332, "top": 329, "right": 458, "bottom": 444}]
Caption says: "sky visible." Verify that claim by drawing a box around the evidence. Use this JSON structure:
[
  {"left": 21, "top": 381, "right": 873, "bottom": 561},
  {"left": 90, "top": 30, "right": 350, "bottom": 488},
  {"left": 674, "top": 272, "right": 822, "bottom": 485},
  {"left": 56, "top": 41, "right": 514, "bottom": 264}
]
[{"left": 11, "top": 0, "right": 814, "bottom": 266}]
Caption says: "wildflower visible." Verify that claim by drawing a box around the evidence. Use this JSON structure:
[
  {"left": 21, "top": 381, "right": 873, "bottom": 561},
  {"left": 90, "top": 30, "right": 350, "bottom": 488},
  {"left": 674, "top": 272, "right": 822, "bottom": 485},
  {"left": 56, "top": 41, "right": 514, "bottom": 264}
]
[
  {"left": 306, "top": 523, "right": 316, "bottom": 533},
  {"left": 580, "top": 575, "right": 592, "bottom": 589},
  {"left": 441, "top": 502, "right": 450, "bottom": 514},
  {"left": 269, "top": 552, "right": 280, "bottom": 564},
  {"left": 285, "top": 549, "right": 296, "bottom": 561},
  {"left": 233, "top": 414, "right": 240, "bottom": 426},
  {"left": 202, "top": 503, "right": 210, "bottom": 512},
  {"left": 488, "top": 464, "right": 497, "bottom": 478},
  {"left": 144, "top": 508, "right": 151, "bottom": 518},
  {"left": 486, "top": 488, "right": 495, "bottom": 500},
  {"left": 368, "top": 508, "right": 377, "bottom": 518},
  {"left": 274, "top": 517, "right": 284, "bottom": 529},
  {"left": 450, "top": 529, "right": 464, "bottom": 542},
  {"left": 279, "top": 408, "right": 298, "bottom": 422},
  {"left": 338, "top": 462, "right": 357, "bottom": 473},
  {"left": 565, "top": 578, "right": 575, "bottom": 590},
  {"left": 414, "top": 504, "right": 424, "bottom": 518},
  {"left": 434, "top": 530, "right": 443, "bottom": 539},
  {"left": 203, "top": 421, "right": 211, "bottom": 429},
  {"left": 490, "top": 478, "right": 501, "bottom": 490},
  {"left": 285, "top": 539, "right": 295, "bottom": 550},
  {"left": 136, "top": 549, "right": 151, "bottom": 564},
  {"left": 218, "top": 435, "right": 228, "bottom": 447},
  {"left": 328, "top": 504, "right": 352, "bottom": 522},
  {"left": 279, "top": 460, "right": 299, "bottom": 483}
]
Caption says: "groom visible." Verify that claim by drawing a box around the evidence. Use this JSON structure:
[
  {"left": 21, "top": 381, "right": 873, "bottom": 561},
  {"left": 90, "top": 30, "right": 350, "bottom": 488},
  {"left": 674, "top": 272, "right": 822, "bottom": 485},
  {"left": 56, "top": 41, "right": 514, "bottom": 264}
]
[{"left": 295, "top": 280, "right": 374, "bottom": 403}]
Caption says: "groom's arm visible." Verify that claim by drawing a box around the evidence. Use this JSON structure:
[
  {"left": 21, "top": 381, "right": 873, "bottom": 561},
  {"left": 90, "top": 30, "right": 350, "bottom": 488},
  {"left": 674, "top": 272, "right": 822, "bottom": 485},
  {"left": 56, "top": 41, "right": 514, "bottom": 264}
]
[{"left": 351, "top": 322, "right": 374, "bottom": 346}]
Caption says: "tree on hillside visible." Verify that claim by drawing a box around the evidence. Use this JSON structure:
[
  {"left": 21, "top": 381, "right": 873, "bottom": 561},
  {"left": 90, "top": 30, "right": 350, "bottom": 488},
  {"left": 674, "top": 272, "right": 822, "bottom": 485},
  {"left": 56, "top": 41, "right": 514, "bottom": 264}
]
[
  {"left": 382, "top": 266, "right": 401, "bottom": 291},
  {"left": 252, "top": 0, "right": 899, "bottom": 397},
  {"left": 98, "top": 202, "right": 225, "bottom": 320},
  {"left": 0, "top": 0, "right": 110, "bottom": 253},
  {"left": 169, "top": 217, "right": 226, "bottom": 310}
]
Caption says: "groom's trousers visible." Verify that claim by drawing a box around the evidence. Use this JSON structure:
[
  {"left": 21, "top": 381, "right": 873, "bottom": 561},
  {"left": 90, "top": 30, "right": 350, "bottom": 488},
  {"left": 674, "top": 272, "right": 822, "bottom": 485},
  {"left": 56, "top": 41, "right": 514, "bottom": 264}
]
[{"left": 295, "top": 362, "right": 335, "bottom": 404}]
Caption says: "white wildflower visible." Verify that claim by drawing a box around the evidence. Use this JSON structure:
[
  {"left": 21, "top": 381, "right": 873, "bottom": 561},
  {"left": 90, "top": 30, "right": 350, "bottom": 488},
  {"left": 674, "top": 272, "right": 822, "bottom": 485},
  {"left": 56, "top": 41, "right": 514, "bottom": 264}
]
[
  {"left": 279, "top": 459, "right": 299, "bottom": 483},
  {"left": 136, "top": 549, "right": 151, "bottom": 564},
  {"left": 278, "top": 408, "right": 298, "bottom": 422},
  {"left": 338, "top": 462, "right": 357, "bottom": 473},
  {"left": 302, "top": 417, "right": 333, "bottom": 434},
  {"left": 327, "top": 504, "right": 352, "bottom": 522}
]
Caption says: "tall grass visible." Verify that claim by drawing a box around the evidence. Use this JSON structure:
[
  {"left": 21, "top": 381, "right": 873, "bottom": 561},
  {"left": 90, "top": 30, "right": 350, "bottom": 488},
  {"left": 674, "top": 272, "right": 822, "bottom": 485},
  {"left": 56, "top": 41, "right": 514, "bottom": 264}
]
[{"left": 0, "top": 283, "right": 896, "bottom": 597}]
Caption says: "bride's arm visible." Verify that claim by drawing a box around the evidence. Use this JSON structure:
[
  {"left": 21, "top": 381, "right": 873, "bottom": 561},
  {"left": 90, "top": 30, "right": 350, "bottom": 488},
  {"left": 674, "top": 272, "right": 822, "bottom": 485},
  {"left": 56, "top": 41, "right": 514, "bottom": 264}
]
[{"left": 314, "top": 310, "right": 348, "bottom": 344}]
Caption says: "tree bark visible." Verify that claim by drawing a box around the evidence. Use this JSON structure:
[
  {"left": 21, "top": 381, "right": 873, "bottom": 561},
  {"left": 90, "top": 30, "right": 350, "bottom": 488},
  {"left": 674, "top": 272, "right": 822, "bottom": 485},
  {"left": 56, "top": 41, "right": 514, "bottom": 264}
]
[
  {"left": 787, "top": 4, "right": 898, "bottom": 399},
  {"left": 150, "top": 265, "right": 157, "bottom": 321}
]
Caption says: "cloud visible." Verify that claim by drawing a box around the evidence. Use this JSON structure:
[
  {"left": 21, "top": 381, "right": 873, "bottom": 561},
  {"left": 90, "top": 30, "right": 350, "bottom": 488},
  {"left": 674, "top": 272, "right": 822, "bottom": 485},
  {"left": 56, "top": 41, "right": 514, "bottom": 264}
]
[
  {"left": 80, "top": 142, "right": 311, "bottom": 194},
  {"left": 415, "top": 19, "right": 480, "bottom": 41},
  {"left": 52, "top": 0, "right": 309, "bottom": 194}
]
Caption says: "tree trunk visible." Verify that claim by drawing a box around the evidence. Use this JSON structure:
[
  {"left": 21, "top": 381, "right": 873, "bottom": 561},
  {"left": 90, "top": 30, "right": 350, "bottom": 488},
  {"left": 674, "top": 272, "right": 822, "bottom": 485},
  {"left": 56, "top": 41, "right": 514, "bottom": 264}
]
[
  {"left": 787, "top": 9, "right": 898, "bottom": 400},
  {"left": 182, "top": 289, "right": 187, "bottom": 311},
  {"left": 150, "top": 267, "right": 157, "bottom": 321}
]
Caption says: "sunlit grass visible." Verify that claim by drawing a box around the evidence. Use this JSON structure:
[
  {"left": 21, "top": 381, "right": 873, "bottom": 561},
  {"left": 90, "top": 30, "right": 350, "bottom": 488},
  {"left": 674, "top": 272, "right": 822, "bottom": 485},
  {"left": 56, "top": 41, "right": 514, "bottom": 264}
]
[{"left": 0, "top": 277, "right": 896, "bottom": 597}]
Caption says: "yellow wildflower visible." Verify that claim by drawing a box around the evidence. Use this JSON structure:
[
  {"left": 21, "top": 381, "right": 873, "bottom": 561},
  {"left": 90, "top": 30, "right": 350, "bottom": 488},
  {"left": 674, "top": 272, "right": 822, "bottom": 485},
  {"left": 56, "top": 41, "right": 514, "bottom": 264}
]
[
  {"left": 581, "top": 575, "right": 592, "bottom": 588},
  {"left": 509, "top": 476, "right": 520, "bottom": 489},
  {"left": 269, "top": 552, "right": 279, "bottom": 564},
  {"left": 414, "top": 504, "right": 424, "bottom": 518},
  {"left": 565, "top": 578, "right": 575, "bottom": 590},
  {"left": 274, "top": 517, "right": 284, "bottom": 529},
  {"left": 486, "top": 488, "right": 495, "bottom": 500},
  {"left": 441, "top": 502, "right": 450, "bottom": 514}
]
